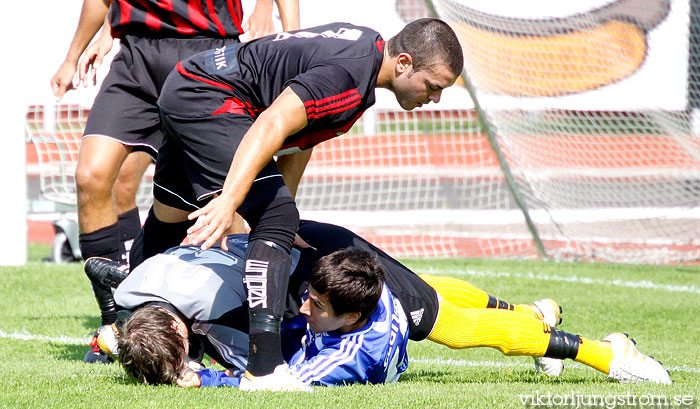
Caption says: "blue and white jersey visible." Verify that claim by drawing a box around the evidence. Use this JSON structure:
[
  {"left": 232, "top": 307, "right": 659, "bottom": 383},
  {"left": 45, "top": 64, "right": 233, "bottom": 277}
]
[{"left": 288, "top": 284, "right": 409, "bottom": 386}]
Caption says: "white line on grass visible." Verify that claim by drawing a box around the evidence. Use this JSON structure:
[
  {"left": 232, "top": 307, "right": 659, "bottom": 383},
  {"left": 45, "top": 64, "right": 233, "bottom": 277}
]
[
  {"left": 2, "top": 329, "right": 697, "bottom": 374},
  {"left": 0, "top": 329, "right": 89, "bottom": 345},
  {"left": 426, "top": 269, "right": 700, "bottom": 295}
]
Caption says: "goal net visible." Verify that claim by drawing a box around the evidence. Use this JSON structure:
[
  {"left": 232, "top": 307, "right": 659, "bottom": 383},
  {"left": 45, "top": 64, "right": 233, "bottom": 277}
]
[{"left": 299, "top": 0, "right": 700, "bottom": 264}]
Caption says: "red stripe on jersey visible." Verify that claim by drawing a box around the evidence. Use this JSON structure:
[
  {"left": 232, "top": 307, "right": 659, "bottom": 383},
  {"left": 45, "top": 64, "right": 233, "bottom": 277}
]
[
  {"left": 227, "top": 0, "right": 244, "bottom": 33},
  {"left": 306, "top": 94, "right": 362, "bottom": 117},
  {"left": 376, "top": 40, "right": 385, "bottom": 52},
  {"left": 307, "top": 99, "right": 362, "bottom": 119},
  {"left": 188, "top": 0, "right": 211, "bottom": 30},
  {"left": 117, "top": 0, "right": 132, "bottom": 26},
  {"left": 176, "top": 62, "right": 234, "bottom": 91},
  {"left": 160, "top": 0, "right": 174, "bottom": 12},
  {"left": 303, "top": 89, "right": 359, "bottom": 108},
  {"left": 171, "top": 13, "right": 197, "bottom": 34},
  {"left": 205, "top": 0, "right": 227, "bottom": 36},
  {"left": 281, "top": 110, "right": 365, "bottom": 151},
  {"left": 133, "top": 0, "right": 162, "bottom": 31}
]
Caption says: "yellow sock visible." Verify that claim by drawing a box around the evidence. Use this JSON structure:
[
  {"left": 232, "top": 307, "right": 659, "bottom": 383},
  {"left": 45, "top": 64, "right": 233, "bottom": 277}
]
[
  {"left": 418, "top": 274, "right": 542, "bottom": 320},
  {"left": 574, "top": 338, "right": 614, "bottom": 374},
  {"left": 426, "top": 297, "right": 550, "bottom": 356}
]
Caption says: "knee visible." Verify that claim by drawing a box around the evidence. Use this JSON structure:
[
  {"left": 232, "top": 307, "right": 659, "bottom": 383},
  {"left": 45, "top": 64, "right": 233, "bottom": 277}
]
[{"left": 75, "top": 160, "right": 115, "bottom": 198}]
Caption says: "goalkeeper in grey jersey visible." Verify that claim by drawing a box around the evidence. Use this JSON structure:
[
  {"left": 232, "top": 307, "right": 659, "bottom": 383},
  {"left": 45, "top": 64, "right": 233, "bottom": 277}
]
[{"left": 104, "top": 236, "right": 302, "bottom": 385}]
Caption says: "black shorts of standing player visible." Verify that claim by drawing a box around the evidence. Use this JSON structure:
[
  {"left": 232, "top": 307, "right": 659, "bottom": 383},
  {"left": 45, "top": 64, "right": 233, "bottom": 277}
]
[
  {"left": 294, "top": 220, "right": 439, "bottom": 341},
  {"left": 84, "top": 35, "right": 238, "bottom": 158}
]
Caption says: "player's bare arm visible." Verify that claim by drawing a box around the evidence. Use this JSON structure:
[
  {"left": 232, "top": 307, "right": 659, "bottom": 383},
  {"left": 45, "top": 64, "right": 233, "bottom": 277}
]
[
  {"left": 277, "top": 148, "right": 313, "bottom": 198},
  {"left": 186, "top": 86, "right": 308, "bottom": 251},
  {"left": 276, "top": 0, "right": 300, "bottom": 31},
  {"left": 50, "top": 0, "right": 110, "bottom": 100},
  {"left": 78, "top": 15, "right": 114, "bottom": 87}
]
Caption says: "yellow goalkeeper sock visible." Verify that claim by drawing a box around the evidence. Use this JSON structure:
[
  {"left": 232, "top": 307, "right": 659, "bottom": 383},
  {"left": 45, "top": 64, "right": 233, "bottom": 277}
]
[
  {"left": 418, "top": 274, "right": 541, "bottom": 320},
  {"left": 426, "top": 297, "right": 550, "bottom": 356},
  {"left": 574, "top": 338, "right": 614, "bottom": 374}
]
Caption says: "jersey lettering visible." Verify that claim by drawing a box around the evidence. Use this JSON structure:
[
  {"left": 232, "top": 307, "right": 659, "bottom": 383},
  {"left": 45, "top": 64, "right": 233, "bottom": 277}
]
[
  {"left": 204, "top": 44, "right": 241, "bottom": 75},
  {"left": 273, "top": 28, "right": 363, "bottom": 42}
]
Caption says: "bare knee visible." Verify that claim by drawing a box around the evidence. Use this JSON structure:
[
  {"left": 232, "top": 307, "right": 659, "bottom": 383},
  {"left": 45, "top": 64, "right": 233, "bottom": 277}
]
[{"left": 75, "top": 159, "right": 118, "bottom": 203}]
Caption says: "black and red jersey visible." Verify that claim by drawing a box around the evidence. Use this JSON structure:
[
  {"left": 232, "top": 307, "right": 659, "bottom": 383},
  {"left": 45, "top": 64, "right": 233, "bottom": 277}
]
[
  {"left": 110, "top": 0, "right": 243, "bottom": 39},
  {"left": 158, "top": 22, "right": 385, "bottom": 154}
]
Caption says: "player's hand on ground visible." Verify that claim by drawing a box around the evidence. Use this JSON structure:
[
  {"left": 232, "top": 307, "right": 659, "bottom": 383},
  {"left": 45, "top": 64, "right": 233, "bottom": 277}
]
[
  {"left": 177, "top": 368, "right": 201, "bottom": 388},
  {"left": 78, "top": 32, "right": 114, "bottom": 87},
  {"left": 50, "top": 62, "right": 77, "bottom": 101},
  {"left": 186, "top": 194, "right": 236, "bottom": 251}
]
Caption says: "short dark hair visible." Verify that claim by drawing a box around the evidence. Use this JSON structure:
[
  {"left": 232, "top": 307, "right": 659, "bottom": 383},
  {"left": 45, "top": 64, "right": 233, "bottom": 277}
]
[
  {"left": 388, "top": 18, "right": 464, "bottom": 76},
  {"left": 117, "top": 306, "right": 187, "bottom": 385},
  {"left": 309, "top": 248, "right": 385, "bottom": 322}
]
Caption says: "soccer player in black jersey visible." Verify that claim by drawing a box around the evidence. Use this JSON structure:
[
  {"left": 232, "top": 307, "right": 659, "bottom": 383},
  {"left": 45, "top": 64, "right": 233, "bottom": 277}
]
[
  {"left": 137, "top": 18, "right": 464, "bottom": 390},
  {"left": 51, "top": 0, "right": 299, "bottom": 364}
]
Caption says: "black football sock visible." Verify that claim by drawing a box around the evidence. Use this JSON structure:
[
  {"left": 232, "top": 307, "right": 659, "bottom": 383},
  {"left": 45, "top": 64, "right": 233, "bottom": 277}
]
[
  {"left": 79, "top": 224, "right": 120, "bottom": 325},
  {"left": 116, "top": 207, "right": 141, "bottom": 268},
  {"left": 141, "top": 207, "right": 193, "bottom": 262}
]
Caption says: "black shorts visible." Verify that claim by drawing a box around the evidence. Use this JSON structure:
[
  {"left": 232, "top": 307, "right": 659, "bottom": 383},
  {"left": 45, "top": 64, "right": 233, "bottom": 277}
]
[
  {"left": 83, "top": 35, "right": 238, "bottom": 158},
  {"left": 295, "top": 220, "right": 440, "bottom": 341},
  {"left": 154, "top": 111, "right": 291, "bottom": 215}
]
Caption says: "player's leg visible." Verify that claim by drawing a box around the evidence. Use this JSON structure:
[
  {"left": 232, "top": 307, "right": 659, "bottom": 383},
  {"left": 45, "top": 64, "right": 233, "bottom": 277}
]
[
  {"left": 75, "top": 136, "right": 130, "bottom": 364},
  {"left": 425, "top": 292, "right": 670, "bottom": 383},
  {"left": 112, "top": 151, "right": 152, "bottom": 267},
  {"left": 237, "top": 161, "right": 299, "bottom": 379},
  {"left": 416, "top": 274, "right": 551, "bottom": 321}
]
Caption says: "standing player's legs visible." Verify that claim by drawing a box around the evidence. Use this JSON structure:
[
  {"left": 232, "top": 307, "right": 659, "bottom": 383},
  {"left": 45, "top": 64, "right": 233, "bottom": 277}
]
[
  {"left": 75, "top": 137, "right": 135, "bottom": 335},
  {"left": 75, "top": 36, "right": 164, "bottom": 364},
  {"left": 112, "top": 151, "right": 153, "bottom": 265}
]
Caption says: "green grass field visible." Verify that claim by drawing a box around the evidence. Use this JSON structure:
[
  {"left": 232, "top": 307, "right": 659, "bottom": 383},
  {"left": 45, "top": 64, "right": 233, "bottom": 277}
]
[{"left": 1, "top": 246, "right": 698, "bottom": 409}]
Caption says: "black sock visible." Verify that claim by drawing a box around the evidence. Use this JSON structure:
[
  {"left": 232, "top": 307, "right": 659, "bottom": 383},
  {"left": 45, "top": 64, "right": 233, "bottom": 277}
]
[
  {"left": 141, "top": 207, "right": 193, "bottom": 262},
  {"left": 117, "top": 208, "right": 141, "bottom": 268},
  {"left": 79, "top": 224, "right": 120, "bottom": 326},
  {"left": 79, "top": 223, "right": 120, "bottom": 261},
  {"left": 247, "top": 331, "right": 284, "bottom": 377}
]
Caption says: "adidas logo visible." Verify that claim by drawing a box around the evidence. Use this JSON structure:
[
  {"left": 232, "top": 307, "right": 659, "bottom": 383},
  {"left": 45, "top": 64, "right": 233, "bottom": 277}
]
[{"left": 410, "top": 308, "right": 424, "bottom": 326}]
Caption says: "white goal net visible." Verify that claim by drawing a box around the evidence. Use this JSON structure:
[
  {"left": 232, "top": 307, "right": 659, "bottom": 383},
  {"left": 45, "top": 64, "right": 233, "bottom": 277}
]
[{"left": 300, "top": 0, "right": 700, "bottom": 264}]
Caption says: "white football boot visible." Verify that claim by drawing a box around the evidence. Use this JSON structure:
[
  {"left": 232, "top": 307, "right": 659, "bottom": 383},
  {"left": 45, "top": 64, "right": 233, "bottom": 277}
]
[
  {"left": 96, "top": 323, "right": 120, "bottom": 360},
  {"left": 239, "top": 364, "right": 313, "bottom": 392},
  {"left": 604, "top": 333, "right": 671, "bottom": 384},
  {"left": 532, "top": 298, "right": 564, "bottom": 377}
]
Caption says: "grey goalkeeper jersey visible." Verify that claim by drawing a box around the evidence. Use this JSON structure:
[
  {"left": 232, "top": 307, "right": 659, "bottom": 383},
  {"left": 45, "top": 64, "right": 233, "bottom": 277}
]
[{"left": 114, "top": 235, "right": 300, "bottom": 375}]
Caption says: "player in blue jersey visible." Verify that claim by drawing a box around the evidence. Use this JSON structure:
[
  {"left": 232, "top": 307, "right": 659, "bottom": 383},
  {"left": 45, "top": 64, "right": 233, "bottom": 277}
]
[{"left": 136, "top": 18, "right": 465, "bottom": 389}]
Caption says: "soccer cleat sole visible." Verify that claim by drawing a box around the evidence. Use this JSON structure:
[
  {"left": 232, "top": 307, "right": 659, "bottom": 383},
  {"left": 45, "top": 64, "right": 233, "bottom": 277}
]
[{"left": 84, "top": 257, "right": 129, "bottom": 292}]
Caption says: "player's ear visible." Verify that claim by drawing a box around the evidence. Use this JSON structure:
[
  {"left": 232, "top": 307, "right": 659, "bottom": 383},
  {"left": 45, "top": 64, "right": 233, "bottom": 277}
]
[
  {"left": 343, "top": 311, "right": 362, "bottom": 326},
  {"left": 396, "top": 53, "right": 413, "bottom": 74}
]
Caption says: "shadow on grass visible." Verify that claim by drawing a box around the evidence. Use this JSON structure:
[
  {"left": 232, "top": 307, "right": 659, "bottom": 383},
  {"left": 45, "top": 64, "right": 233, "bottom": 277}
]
[{"left": 399, "top": 367, "right": 597, "bottom": 385}]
